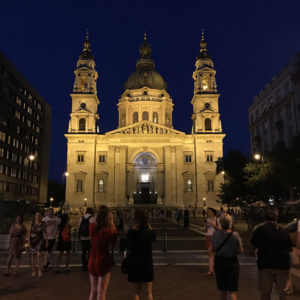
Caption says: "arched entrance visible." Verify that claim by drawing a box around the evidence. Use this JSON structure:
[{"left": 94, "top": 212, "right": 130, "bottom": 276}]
[{"left": 133, "top": 152, "right": 158, "bottom": 204}]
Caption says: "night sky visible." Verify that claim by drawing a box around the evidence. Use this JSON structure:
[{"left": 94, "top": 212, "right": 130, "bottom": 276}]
[{"left": 1, "top": 1, "right": 300, "bottom": 182}]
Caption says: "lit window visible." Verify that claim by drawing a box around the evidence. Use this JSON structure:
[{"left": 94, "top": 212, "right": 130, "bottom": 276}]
[
  {"left": 0, "top": 131, "right": 5, "bottom": 142},
  {"left": 187, "top": 179, "right": 192, "bottom": 192},
  {"left": 98, "top": 179, "right": 104, "bottom": 192},
  {"left": 76, "top": 180, "right": 83, "bottom": 192},
  {"left": 77, "top": 155, "right": 84, "bottom": 162},
  {"left": 15, "top": 111, "right": 20, "bottom": 119},
  {"left": 10, "top": 168, "right": 17, "bottom": 177},
  {"left": 153, "top": 112, "right": 158, "bottom": 123},
  {"left": 11, "top": 153, "right": 17, "bottom": 162}
]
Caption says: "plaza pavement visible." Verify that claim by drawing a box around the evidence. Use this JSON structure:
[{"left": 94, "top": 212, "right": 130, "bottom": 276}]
[{"left": 1, "top": 217, "right": 299, "bottom": 299}]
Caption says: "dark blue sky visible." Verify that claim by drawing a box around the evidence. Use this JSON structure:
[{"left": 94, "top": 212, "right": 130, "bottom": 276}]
[{"left": 1, "top": 1, "right": 300, "bottom": 182}]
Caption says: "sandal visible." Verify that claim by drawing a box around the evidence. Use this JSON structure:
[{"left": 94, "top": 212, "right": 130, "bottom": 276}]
[{"left": 206, "top": 271, "right": 214, "bottom": 276}]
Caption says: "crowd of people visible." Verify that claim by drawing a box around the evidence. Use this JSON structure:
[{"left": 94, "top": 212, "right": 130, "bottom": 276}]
[{"left": 3, "top": 205, "right": 300, "bottom": 300}]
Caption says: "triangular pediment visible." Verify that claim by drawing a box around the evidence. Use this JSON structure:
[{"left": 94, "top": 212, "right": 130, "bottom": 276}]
[{"left": 105, "top": 121, "right": 185, "bottom": 135}]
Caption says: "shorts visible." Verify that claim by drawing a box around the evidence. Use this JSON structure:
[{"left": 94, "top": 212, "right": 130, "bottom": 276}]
[
  {"left": 259, "top": 269, "right": 288, "bottom": 296},
  {"left": 206, "top": 236, "right": 212, "bottom": 249},
  {"left": 41, "top": 239, "right": 55, "bottom": 252}
]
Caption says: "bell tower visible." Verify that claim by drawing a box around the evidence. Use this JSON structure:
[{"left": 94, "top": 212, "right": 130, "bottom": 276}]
[
  {"left": 191, "top": 31, "right": 222, "bottom": 134},
  {"left": 68, "top": 32, "right": 99, "bottom": 133}
]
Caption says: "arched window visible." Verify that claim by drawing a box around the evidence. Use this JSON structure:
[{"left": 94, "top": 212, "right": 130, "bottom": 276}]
[
  {"left": 153, "top": 112, "right": 158, "bottom": 123},
  {"left": 79, "top": 118, "right": 86, "bottom": 131},
  {"left": 133, "top": 112, "right": 138, "bottom": 123},
  {"left": 142, "top": 111, "right": 149, "bottom": 121},
  {"left": 205, "top": 118, "right": 212, "bottom": 131},
  {"left": 187, "top": 179, "right": 192, "bottom": 192},
  {"left": 98, "top": 179, "right": 104, "bottom": 192}
]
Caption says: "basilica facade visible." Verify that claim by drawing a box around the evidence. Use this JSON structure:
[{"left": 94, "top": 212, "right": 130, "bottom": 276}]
[{"left": 65, "top": 33, "right": 225, "bottom": 210}]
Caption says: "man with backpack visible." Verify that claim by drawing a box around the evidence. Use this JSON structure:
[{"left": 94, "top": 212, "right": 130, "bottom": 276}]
[{"left": 78, "top": 207, "right": 95, "bottom": 270}]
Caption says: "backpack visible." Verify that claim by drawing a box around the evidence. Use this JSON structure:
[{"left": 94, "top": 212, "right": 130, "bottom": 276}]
[
  {"left": 61, "top": 224, "right": 70, "bottom": 242},
  {"left": 79, "top": 216, "right": 91, "bottom": 237}
]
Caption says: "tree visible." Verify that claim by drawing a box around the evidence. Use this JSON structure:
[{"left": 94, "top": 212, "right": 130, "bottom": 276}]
[{"left": 217, "top": 150, "right": 249, "bottom": 207}]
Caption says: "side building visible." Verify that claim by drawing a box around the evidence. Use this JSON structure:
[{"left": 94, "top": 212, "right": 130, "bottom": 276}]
[
  {"left": 65, "top": 33, "right": 225, "bottom": 210},
  {"left": 249, "top": 52, "right": 300, "bottom": 154},
  {"left": 0, "top": 51, "right": 51, "bottom": 204}
]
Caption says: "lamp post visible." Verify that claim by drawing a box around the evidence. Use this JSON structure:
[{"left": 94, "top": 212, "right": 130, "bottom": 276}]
[
  {"left": 203, "top": 197, "right": 206, "bottom": 208},
  {"left": 84, "top": 197, "right": 87, "bottom": 207}
]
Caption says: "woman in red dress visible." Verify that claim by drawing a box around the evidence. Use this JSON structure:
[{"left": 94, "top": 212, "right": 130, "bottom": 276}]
[{"left": 88, "top": 206, "right": 117, "bottom": 300}]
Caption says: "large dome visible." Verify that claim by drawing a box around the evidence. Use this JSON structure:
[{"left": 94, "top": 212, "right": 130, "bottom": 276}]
[
  {"left": 124, "top": 68, "right": 167, "bottom": 90},
  {"left": 124, "top": 37, "right": 167, "bottom": 90}
]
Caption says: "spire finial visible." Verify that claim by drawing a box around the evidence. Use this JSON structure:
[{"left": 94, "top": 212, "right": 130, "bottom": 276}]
[
  {"left": 197, "top": 29, "right": 211, "bottom": 60},
  {"left": 79, "top": 29, "right": 94, "bottom": 60},
  {"left": 144, "top": 31, "right": 147, "bottom": 41},
  {"left": 201, "top": 29, "right": 205, "bottom": 41},
  {"left": 200, "top": 29, "right": 208, "bottom": 52}
]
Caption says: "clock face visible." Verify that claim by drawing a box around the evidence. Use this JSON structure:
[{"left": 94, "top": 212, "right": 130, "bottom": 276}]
[
  {"left": 80, "top": 102, "right": 86, "bottom": 109},
  {"left": 204, "top": 102, "right": 210, "bottom": 109}
]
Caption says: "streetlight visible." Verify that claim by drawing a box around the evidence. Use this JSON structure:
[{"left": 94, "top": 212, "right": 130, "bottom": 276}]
[
  {"left": 50, "top": 197, "right": 54, "bottom": 207},
  {"left": 84, "top": 197, "right": 87, "bottom": 207},
  {"left": 64, "top": 171, "right": 69, "bottom": 177},
  {"left": 221, "top": 170, "right": 225, "bottom": 175},
  {"left": 254, "top": 153, "right": 264, "bottom": 164},
  {"left": 28, "top": 154, "right": 35, "bottom": 161},
  {"left": 203, "top": 197, "right": 206, "bottom": 207}
]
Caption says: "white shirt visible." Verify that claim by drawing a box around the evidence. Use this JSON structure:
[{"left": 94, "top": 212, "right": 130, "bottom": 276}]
[{"left": 42, "top": 216, "right": 61, "bottom": 240}]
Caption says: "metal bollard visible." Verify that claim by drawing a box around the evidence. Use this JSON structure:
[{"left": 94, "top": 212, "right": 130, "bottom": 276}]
[{"left": 163, "top": 225, "right": 168, "bottom": 253}]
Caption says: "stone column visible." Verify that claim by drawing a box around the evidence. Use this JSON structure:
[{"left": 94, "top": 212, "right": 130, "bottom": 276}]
[{"left": 127, "top": 164, "right": 134, "bottom": 205}]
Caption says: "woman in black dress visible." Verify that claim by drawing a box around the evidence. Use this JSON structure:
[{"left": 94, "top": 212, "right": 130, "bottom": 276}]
[{"left": 127, "top": 210, "right": 156, "bottom": 300}]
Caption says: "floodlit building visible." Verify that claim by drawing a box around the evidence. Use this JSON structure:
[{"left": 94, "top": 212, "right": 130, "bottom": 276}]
[
  {"left": 0, "top": 51, "right": 51, "bottom": 204},
  {"left": 65, "top": 33, "right": 225, "bottom": 209},
  {"left": 249, "top": 52, "right": 300, "bottom": 154}
]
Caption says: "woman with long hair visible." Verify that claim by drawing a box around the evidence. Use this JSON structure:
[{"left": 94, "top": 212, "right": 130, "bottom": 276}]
[
  {"left": 55, "top": 213, "right": 72, "bottom": 272},
  {"left": 88, "top": 205, "right": 117, "bottom": 300},
  {"left": 28, "top": 212, "right": 48, "bottom": 277},
  {"left": 127, "top": 210, "right": 156, "bottom": 300},
  {"left": 205, "top": 207, "right": 219, "bottom": 275},
  {"left": 5, "top": 216, "right": 27, "bottom": 276}
]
